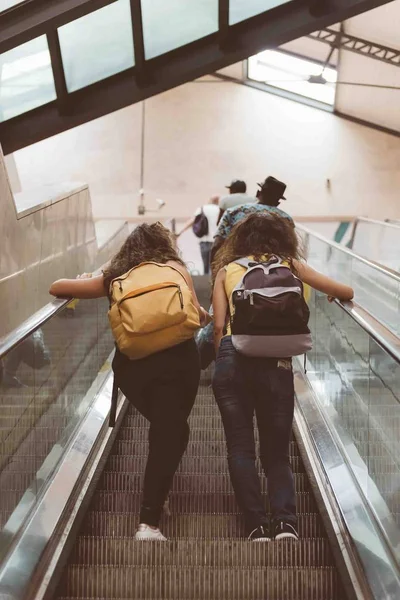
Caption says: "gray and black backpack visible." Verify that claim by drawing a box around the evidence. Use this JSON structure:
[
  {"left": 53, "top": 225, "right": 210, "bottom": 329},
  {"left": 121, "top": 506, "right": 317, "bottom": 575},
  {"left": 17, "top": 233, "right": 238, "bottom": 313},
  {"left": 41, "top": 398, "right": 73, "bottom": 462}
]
[{"left": 230, "top": 256, "right": 312, "bottom": 358}]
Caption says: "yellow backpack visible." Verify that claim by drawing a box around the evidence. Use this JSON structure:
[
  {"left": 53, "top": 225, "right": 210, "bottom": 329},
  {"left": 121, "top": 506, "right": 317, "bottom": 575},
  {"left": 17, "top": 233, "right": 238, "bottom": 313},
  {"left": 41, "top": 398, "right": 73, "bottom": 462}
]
[{"left": 108, "top": 262, "right": 200, "bottom": 360}]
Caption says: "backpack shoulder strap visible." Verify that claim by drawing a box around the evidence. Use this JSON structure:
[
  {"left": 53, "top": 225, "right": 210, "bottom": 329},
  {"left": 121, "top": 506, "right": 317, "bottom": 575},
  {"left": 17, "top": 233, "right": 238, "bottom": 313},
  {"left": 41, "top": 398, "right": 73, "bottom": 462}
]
[{"left": 233, "top": 258, "right": 253, "bottom": 269}]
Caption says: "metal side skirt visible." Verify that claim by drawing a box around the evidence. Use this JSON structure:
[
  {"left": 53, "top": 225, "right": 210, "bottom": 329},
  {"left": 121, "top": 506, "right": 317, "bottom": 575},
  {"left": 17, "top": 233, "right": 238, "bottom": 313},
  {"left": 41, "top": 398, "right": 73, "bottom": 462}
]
[
  {"left": 293, "top": 365, "right": 400, "bottom": 600},
  {"left": 0, "top": 368, "right": 128, "bottom": 600}
]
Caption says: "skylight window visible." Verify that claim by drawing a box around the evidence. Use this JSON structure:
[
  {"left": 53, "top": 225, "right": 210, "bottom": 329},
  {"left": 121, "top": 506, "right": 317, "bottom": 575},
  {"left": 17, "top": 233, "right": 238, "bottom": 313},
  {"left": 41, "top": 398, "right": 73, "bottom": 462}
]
[{"left": 248, "top": 49, "right": 337, "bottom": 106}]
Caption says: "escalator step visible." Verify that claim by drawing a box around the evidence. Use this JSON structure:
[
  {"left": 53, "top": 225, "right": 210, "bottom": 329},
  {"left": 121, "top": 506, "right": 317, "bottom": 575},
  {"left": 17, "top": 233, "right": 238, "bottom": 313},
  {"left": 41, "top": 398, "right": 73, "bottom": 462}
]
[
  {"left": 105, "top": 455, "right": 306, "bottom": 474},
  {"left": 98, "top": 472, "right": 310, "bottom": 494},
  {"left": 80, "top": 513, "right": 324, "bottom": 538},
  {"left": 58, "top": 565, "right": 341, "bottom": 599},
  {"left": 110, "top": 440, "right": 301, "bottom": 457},
  {"left": 69, "top": 537, "right": 335, "bottom": 567},
  {"left": 87, "top": 491, "right": 317, "bottom": 516}
]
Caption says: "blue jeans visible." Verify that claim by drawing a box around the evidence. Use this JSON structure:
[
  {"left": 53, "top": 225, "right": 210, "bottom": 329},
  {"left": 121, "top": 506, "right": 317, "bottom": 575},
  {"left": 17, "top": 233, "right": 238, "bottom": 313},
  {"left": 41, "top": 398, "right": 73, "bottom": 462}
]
[
  {"left": 212, "top": 337, "right": 296, "bottom": 533},
  {"left": 199, "top": 241, "right": 213, "bottom": 275}
]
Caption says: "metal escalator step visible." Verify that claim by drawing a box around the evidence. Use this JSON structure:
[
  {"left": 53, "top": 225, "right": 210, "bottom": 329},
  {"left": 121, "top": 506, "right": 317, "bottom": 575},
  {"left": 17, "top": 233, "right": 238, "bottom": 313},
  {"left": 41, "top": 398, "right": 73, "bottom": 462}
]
[
  {"left": 0, "top": 470, "right": 35, "bottom": 491},
  {"left": 90, "top": 491, "right": 317, "bottom": 515},
  {"left": 126, "top": 415, "right": 226, "bottom": 429},
  {"left": 69, "top": 537, "right": 335, "bottom": 567},
  {"left": 105, "top": 455, "right": 305, "bottom": 474},
  {"left": 117, "top": 427, "right": 280, "bottom": 443},
  {"left": 80, "top": 512, "right": 323, "bottom": 539},
  {"left": 59, "top": 565, "right": 341, "bottom": 599},
  {"left": 0, "top": 415, "right": 70, "bottom": 429},
  {"left": 98, "top": 472, "right": 310, "bottom": 494},
  {"left": 1, "top": 425, "right": 65, "bottom": 445},
  {"left": 0, "top": 489, "right": 27, "bottom": 512},
  {"left": 111, "top": 440, "right": 301, "bottom": 457}
]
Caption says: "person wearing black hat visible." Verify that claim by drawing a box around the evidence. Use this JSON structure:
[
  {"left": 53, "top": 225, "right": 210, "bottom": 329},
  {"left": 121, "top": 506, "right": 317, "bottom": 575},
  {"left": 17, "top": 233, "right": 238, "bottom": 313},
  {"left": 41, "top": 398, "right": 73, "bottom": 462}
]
[
  {"left": 256, "top": 176, "right": 287, "bottom": 206},
  {"left": 219, "top": 180, "right": 257, "bottom": 212},
  {"left": 211, "top": 176, "right": 293, "bottom": 263}
]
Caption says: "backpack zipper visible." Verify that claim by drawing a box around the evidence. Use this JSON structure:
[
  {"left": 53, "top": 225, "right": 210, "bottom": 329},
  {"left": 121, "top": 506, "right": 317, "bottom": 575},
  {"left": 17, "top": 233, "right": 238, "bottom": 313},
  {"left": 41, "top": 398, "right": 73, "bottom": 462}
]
[{"left": 118, "top": 284, "right": 184, "bottom": 309}]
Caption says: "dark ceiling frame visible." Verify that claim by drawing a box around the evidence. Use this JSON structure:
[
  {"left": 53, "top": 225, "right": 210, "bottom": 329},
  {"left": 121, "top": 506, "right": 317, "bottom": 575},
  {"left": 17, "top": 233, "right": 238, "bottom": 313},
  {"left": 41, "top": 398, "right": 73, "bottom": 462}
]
[
  {"left": 0, "top": 0, "right": 395, "bottom": 154},
  {"left": 308, "top": 27, "right": 400, "bottom": 66}
]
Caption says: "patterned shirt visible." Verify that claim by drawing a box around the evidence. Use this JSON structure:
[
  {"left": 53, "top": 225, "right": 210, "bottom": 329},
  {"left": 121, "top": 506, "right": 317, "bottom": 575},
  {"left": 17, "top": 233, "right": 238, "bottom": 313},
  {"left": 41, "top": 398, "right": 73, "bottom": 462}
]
[{"left": 215, "top": 203, "right": 294, "bottom": 240}]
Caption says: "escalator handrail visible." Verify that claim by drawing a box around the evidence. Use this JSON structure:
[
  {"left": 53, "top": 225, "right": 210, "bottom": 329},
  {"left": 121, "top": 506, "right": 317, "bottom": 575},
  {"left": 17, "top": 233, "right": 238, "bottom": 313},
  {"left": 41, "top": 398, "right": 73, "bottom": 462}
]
[
  {"left": 336, "top": 299, "right": 400, "bottom": 365},
  {"left": 297, "top": 223, "right": 400, "bottom": 282},
  {"left": 0, "top": 297, "right": 71, "bottom": 360},
  {"left": 356, "top": 216, "right": 400, "bottom": 231}
]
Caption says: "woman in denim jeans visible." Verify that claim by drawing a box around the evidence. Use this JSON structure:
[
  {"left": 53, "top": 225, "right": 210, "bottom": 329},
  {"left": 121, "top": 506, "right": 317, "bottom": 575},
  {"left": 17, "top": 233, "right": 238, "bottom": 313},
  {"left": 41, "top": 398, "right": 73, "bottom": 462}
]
[{"left": 212, "top": 214, "right": 353, "bottom": 541}]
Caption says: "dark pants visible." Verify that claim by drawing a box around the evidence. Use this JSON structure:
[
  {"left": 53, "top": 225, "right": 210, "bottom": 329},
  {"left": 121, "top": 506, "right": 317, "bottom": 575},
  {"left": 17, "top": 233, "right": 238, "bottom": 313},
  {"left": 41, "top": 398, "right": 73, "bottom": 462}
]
[
  {"left": 212, "top": 337, "right": 296, "bottom": 534},
  {"left": 200, "top": 241, "right": 213, "bottom": 275},
  {"left": 113, "top": 339, "right": 200, "bottom": 527}
]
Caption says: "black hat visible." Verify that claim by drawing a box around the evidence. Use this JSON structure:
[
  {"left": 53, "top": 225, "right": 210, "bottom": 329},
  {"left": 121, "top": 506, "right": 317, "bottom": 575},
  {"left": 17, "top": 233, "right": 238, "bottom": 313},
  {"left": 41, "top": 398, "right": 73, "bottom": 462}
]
[
  {"left": 257, "top": 176, "right": 286, "bottom": 200},
  {"left": 226, "top": 179, "right": 247, "bottom": 193}
]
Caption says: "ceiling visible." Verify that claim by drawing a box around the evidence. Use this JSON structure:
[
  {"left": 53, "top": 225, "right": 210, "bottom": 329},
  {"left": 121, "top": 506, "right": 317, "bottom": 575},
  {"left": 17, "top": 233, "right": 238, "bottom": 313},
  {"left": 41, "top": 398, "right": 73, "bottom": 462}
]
[{"left": 280, "top": 0, "right": 400, "bottom": 133}]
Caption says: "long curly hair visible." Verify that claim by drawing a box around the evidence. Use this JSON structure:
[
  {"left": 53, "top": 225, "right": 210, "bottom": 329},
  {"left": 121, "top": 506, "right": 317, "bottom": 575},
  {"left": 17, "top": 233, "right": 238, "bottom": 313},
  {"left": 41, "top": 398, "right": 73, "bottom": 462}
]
[
  {"left": 212, "top": 213, "right": 303, "bottom": 281},
  {"left": 103, "top": 222, "right": 184, "bottom": 290}
]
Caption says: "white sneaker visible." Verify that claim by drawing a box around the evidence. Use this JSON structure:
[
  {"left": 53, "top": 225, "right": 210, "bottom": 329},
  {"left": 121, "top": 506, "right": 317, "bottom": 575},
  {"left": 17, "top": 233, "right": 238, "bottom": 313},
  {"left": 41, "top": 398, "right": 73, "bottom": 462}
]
[{"left": 135, "top": 524, "right": 167, "bottom": 541}]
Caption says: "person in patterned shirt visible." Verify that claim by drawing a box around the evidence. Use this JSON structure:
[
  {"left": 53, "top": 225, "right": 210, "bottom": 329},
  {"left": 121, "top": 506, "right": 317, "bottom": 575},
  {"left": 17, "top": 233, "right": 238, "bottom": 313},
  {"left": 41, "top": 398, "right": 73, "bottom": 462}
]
[{"left": 211, "top": 176, "right": 293, "bottom": 262}]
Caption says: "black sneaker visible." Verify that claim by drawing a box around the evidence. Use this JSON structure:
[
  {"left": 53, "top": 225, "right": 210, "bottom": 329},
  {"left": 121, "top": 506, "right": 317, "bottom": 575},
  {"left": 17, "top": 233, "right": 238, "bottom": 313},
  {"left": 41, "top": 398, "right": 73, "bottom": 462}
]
[
  {"left": 273, "top": 520, "right": 299, "bottom": 541},
  {"left": 248, "top": 524, "right": 270, "bottom": 542}
]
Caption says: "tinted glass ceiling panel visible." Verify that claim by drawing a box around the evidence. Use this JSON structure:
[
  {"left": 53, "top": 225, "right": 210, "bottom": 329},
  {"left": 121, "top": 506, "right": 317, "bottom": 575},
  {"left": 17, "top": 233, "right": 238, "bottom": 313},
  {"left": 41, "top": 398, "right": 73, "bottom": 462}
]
[
  {"left": 0, "top": 0, "right": 26, "bottom": 13},
  {"left": 58, "top": 0, "right": 134, "bottom": 93},
  {"left": 229, "top": 0, "right": 292, "bottom": 25},
  {"left": 0, "top": 35, "right": 56, "bottom": 123},
  {"left": 142, "top": 0, "right": 218, "bottom": 60}
]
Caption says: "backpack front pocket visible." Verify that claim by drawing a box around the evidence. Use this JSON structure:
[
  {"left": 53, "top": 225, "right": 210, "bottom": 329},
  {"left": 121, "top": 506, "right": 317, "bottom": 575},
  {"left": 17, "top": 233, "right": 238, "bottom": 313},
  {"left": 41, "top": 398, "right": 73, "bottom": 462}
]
[{"left": 118, "top": 283, "right": 187, "bottom": 334}]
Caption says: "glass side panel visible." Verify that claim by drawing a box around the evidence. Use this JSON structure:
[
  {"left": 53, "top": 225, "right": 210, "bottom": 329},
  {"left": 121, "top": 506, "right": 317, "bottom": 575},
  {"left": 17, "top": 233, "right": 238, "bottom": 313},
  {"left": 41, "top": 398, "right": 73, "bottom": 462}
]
[
  {"left": 58, "top": 0, "right": 135, "bottom": 93},
  {"left": 141, "top": 0, "right": 218, "bottom": 60},
  {"left": 0, "top": 36, "right": 56, "bottom": 123},
  {"left": 229, "top": 0, "right": 292, "bottom": 25},
  {"left": 0, "top": 299, "right": 113, "bottom": 557},
  {"left": 305, "top": 291, "right": 400, "bottom": 562},
  {"left": 303, "top": 231, "right": 400, "bottom": 337},
  {"left": 352, "top": 220, "right": 400, "bottom": 273}
]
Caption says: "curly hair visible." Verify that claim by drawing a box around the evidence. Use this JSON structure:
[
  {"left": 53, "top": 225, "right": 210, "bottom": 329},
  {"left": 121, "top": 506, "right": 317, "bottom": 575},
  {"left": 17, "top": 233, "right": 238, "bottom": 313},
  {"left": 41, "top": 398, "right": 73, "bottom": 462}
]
[
  {"left": 212, "top": 213, "right": 303, "bottom": 281},
  {"left": 103, "top": 222, "right": 184, "bottom": 291}
]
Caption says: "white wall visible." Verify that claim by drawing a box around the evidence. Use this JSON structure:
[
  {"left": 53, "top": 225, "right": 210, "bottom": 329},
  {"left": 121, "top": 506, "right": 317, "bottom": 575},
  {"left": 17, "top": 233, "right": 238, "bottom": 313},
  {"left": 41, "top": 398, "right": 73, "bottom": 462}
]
[{"left": 7, "top": 75, "right": 400, "bottom": 223}]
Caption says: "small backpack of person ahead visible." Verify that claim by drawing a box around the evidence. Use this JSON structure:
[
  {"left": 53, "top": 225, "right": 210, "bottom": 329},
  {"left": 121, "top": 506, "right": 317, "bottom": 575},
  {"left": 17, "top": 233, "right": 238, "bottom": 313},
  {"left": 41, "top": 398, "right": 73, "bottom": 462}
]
[
  {"left": 230, "top": 256, "right": 312, "bottom": 357},
  {"left": 192, "top": 207, "right": 209, "bottom": 238}
]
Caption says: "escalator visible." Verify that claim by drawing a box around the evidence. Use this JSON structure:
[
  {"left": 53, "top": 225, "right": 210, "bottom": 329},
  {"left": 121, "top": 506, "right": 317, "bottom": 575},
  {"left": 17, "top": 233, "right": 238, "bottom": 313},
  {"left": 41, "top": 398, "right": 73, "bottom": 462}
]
[
  {"left": 55, "top": 368, "right": 344, "bottom": 600},
  {"left": 1, "top": 278, "right": 400, "bottom": 599}
]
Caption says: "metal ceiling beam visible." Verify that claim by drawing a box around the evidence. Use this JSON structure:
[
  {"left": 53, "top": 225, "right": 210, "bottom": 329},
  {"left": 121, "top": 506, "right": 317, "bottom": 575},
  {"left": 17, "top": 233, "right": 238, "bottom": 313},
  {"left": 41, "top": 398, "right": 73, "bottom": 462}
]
[
  {"left": 219, "top": 0, "right": 230, "bottom": 49},
  {"left": 308, "top": 27, "right": 400, "bottom": 66},
  {"left": 0, "top": 0, "right": 118, "bottom": 54},
  {"left": 46, "top": 30, "right": 69, "bottom": 115},
  {"left": 130, "top": 0, "right": 146, "bottom": 82},
  {"left": 0, "top": 0, "right": 395, "bottom": 153}
]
